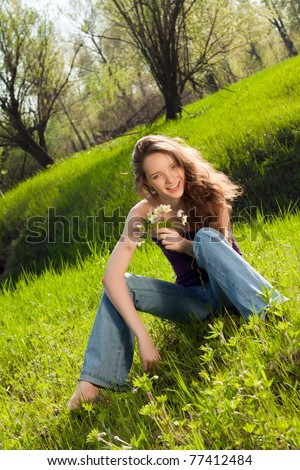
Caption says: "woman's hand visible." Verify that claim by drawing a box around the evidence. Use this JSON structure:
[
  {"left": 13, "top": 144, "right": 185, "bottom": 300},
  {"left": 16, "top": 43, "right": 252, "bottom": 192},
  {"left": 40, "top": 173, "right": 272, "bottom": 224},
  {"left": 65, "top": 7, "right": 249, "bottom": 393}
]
[
  {"left": 137, "top": 333, "right": 161, "bottom": 372},
  {"left": 157, "top": 227, "right": 194, "bottom": 256}
]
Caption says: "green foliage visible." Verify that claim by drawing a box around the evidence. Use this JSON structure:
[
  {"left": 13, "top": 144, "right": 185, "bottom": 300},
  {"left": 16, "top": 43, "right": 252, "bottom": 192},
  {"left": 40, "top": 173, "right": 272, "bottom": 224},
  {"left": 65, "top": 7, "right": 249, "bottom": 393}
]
[
  {"left": 0, "top": 137, "right": 138, "bottom": 282},
  {"left": 0, "top": 55, "right": 299, "bottom": 283},
  {"left": 0, "top": 211, "right": 299, "bottom": 449},
  {"left": 155, "top": 55, "right": 300, "bottom": 211},
  {"left": 0, "top": 14, "right": 299, "bottom": 452},
  {"left": 0, "top": 1, "right": 70, "bottom": 167}
]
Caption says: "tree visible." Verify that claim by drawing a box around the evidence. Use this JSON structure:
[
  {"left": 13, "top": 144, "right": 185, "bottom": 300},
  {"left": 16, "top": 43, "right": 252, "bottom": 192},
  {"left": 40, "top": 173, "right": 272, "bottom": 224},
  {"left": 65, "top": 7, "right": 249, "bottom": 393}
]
[
  {"left": 0, "top": 0, "right": 81, "bottom": 168},
  {"left": 234, "top": 0, "right": 268, "bottom": 75},
  {"left": 66, "top": 0, "right": 164, "bottom": 140},
  {"left": 110, "top": 0, "right": 236, "bottom": 119},
  {"left": 288, "top": 0, "right": 300, "bottom": 30},
  {"left": 261, "top": 0, "right": 298, "bottom": 57}
]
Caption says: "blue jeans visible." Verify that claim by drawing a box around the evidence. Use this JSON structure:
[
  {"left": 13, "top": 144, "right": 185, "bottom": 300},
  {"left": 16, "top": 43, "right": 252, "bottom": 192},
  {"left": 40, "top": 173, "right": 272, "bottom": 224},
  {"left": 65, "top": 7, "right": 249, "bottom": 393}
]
[{"left": 79, "top": 228, "right": 288, "bottom": 388}]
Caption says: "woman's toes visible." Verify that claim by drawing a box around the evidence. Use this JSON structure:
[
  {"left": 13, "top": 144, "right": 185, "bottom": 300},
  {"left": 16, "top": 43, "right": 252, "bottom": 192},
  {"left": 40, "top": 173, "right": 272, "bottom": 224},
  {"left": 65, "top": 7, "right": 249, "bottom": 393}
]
[{"left": 67, "top": 381, "right": 99, "bottom": 410}]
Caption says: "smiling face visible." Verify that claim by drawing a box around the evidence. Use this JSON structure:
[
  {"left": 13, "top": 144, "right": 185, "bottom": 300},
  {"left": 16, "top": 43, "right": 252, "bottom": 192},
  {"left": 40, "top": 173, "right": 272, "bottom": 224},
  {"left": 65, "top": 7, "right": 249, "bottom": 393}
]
[{"left": 143, "top": 152, "right": 185, "bottom": 207}]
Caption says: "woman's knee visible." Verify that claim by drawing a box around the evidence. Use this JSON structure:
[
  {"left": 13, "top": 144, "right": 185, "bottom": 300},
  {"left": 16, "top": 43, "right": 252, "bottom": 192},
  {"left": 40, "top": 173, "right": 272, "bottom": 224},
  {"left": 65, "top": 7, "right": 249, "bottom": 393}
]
[
  {"left": 194, "top": 227, "right": 222, "bottom": 245},
  {"left": 193, "top": 227, "right": 225, "bottom": 257},
  {"left": 124, "top": 272, "right": 133, "bottom": 287},
  {"left": 196, "top": 226, "right": 222, "bottom": 239}
]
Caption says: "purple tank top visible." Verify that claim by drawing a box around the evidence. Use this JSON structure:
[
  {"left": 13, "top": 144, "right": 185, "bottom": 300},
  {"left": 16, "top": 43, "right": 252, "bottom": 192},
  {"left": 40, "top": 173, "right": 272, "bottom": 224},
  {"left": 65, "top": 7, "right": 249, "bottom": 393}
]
[{"left": 153, "top": 232, "right": 242, "bottom": 288}]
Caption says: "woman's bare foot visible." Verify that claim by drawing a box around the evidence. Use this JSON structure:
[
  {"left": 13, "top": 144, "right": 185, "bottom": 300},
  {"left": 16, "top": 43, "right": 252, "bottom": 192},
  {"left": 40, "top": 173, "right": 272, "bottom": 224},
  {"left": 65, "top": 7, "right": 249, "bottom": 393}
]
[{"left": 67, "top": 381, "right": 99, "bottom": 410}]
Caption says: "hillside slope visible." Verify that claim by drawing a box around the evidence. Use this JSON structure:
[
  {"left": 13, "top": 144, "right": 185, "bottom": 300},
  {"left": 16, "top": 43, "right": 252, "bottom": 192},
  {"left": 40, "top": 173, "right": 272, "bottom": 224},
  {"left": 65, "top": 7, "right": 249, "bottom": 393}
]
[
  {"left": 0, "top": 212, "right": 299, "bottom": 449},
  {"left": 0, "top": 55, "right": 299, "bottom": 283}
]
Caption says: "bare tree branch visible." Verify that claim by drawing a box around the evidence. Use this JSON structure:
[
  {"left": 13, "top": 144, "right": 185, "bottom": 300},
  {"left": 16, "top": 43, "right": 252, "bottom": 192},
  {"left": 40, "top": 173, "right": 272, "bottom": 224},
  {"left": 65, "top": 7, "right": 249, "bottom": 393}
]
[
  {"left": 110, "top": 0, "right": 235, "bottom": 119},
  {"left": 0, "top": 3, "right": 82, "bottom": 167}
]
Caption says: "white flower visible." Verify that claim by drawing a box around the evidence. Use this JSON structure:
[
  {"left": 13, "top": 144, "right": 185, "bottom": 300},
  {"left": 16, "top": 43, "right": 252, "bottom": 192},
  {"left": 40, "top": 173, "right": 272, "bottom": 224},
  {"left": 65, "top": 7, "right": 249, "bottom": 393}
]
[
  {"left": 147, "top": 213, "right": 158, "bottom": 223},
  {"left": 153, "top": 206, "right": 162, "bottom": 215},
  {"left": 137, "top": 204, "right": 187, "bottom": 247},
  {"left": 162, "top": 204, "right": 172, "bottom": 213},
  {"left": 181, "top": 215, "right": 187, "bottom": 225}
]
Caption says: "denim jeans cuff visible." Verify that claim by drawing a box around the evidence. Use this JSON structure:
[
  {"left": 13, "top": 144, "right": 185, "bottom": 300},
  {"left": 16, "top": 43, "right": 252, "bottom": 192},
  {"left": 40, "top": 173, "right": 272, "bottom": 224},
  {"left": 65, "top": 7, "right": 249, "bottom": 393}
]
[{"left": 80, "top": 371, "right": 130, "bottom": 391}]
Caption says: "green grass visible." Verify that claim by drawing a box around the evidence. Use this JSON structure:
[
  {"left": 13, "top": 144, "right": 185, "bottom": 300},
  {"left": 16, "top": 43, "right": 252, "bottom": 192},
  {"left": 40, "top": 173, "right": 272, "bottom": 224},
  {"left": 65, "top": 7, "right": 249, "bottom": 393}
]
[
  {"left": 0, "top": 55, "right": 299, "bottom": 450},
  {"left": 0, "top": 55, "right": 299, "bottom": 282},
  {"left": 0, "top": 211, "right": 299, "bottom": 450},
  {"left": 0, "top": 136, "right": 139, "bottom": 282},
  {"left": 154, "top": 57, "right": 300, "bottom": 209}
]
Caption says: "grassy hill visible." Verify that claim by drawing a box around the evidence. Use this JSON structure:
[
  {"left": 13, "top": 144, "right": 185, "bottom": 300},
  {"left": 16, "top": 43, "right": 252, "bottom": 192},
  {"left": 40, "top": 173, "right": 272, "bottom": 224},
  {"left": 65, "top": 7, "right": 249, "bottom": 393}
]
[
  {"left": 0, "top": 56, "right": 299, "bottom": 450},
  {"left": 0, "top": 210, "right": 299, "bottom": 450},
  {"left": 0, "top": 55, "right": 299, "bottom": 283}
]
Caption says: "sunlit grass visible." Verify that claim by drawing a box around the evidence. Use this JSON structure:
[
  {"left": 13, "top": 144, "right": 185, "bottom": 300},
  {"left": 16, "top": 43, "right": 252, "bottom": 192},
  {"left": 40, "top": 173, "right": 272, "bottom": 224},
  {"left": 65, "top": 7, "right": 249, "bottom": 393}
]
[
  {"left": 0, "top": 212, "right": 299, "bottom": 449},
  {"left": 0, "top": 55, "right": 299, "bottom": 450},
  {"left": 0, "top": 55, "right": 299, "bottom": 282}
]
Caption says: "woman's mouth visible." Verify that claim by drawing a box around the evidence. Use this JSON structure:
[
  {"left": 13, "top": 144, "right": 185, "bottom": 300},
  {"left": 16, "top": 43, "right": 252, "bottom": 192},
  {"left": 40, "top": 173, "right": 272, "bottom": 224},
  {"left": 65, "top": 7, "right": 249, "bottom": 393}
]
[{"left": 167, "top": 181, "right": 180, "bottom": 192}]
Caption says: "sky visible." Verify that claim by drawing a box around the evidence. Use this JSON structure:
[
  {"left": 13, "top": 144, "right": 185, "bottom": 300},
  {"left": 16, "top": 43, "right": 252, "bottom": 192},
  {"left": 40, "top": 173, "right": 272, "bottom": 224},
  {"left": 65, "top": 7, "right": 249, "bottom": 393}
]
[
  {"left": 25, "top": 0, "right": 69, "bottom": 13},
  {"left": 24, "top": 0, "right": 74, "bottom": 34},
  {"left": 27, "top": 0, "right": 60, "bottom": 6}
]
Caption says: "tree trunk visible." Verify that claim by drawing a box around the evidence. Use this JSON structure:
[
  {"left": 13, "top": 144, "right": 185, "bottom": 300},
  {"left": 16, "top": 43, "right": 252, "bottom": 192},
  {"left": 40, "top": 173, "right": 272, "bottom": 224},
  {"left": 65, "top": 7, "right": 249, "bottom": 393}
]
[
  {"left": 164, "top": 91, "right": 182, "bottom": 120},
  {"left": 82, "top": 129, "right": 94, "bottom": 147},
  {"left": 13, "top": 118, "right": 55, "bottom": 167},
  {"left": 223, "top": 58, "right": 237, "bottom": 84},
  {"left": 70, "top": 139, "right": 78, "bottom": 153},
  {"left": 59, "top": 98, "right": 87, "bottom": 150},
  {"left": 271, "top": 18, "right": 298, "bottom": 57},
  {"left": 20, "top": 134, "right": 55, "bottom": 167},
  {"left": 5, "top": 101, "right": 55, "bottom": 167},
  {"left": 247, "top": 42, "right": 263, "bottom": 68},
  {"left": 205, "top": 71, "right": 220, "bottom": 93},
  {"left": 38, "top": 123, "right": 48, "bottom": 152}
]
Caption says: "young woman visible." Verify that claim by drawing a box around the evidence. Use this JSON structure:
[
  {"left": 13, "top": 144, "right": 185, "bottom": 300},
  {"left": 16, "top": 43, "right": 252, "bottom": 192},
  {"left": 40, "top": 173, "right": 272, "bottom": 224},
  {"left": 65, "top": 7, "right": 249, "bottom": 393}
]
[{"left": 67, "top": 134, "right": 288, "bottom": 409}]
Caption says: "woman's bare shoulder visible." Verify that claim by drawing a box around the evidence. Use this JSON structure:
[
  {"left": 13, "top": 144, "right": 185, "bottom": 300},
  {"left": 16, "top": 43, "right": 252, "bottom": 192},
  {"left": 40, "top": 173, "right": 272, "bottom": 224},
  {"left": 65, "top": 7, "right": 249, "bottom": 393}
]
[
  {"left": 128, "top": 199, "right": 156, "bottom": 218},
  {"left": 122, "top": 199, "right": 155, "bottom": 242}
]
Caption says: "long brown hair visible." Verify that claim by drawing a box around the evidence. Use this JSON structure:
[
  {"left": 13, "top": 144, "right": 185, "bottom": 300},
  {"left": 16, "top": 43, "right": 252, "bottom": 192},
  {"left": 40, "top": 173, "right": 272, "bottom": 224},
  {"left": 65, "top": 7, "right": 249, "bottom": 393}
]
[{"left": 132, "top": 134, "right": 242, "bottom": 231}]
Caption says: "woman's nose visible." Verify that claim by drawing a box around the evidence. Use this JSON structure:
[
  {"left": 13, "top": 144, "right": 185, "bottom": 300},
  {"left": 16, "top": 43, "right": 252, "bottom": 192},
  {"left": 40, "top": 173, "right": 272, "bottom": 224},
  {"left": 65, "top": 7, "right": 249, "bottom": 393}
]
[{"left": 165, "top": 172, "right": 175, "bottom": 184}]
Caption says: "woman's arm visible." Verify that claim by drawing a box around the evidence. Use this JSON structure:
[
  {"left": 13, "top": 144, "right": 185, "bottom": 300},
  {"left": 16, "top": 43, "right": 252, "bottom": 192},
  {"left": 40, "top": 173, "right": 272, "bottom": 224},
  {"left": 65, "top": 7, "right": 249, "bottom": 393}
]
[
  {"left": 157, "top": 207, "right": 233, "bottom": 254},
  {"left": 157, "top": 227, "right": 194, "bottom": 256},
  {"left": 102, "top": 204, "right": 161, "bottom": 372},
  {"left": 219, "top": 208, "right": 233, "bottom": 246}
]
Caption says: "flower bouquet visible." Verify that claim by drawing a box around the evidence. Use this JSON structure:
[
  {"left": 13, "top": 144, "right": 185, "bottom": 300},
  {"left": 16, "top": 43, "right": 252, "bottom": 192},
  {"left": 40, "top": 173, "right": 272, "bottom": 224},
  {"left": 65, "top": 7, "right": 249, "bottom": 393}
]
[{"left": 136, "top": 204, "right": 187, "bottom": 246}]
